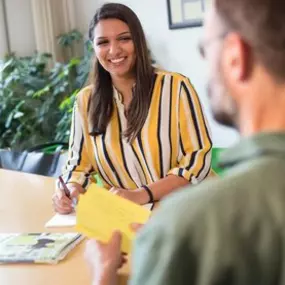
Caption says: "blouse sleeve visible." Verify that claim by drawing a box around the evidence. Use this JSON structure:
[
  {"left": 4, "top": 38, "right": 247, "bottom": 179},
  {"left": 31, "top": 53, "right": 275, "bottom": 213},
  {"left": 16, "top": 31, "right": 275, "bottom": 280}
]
[
  {"left": 167, "top": 77, "right": 212, "bottom": 184},
  {"left": 60, "top": 90, "right": 94, "bottom": 189}
]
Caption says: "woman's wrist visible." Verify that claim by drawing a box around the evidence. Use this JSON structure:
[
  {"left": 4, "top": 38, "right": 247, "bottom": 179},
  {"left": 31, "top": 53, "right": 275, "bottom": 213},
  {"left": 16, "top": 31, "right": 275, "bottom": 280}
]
[
  {"left": 67, "top": 182, "right": 85, "bottom": 194},
  {"left": 140, "top": 185, "right": 154, "bottom": 203},
  {"left": 134, "top": 188, "right": 150, "bottom": 205}
]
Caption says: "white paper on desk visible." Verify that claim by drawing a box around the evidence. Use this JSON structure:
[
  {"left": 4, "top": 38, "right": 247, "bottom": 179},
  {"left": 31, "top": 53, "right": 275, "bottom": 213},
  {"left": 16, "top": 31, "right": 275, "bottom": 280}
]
[
  {"left": 45, "top": 204, "right": 152, "bottom": 228},
  {"left": 45, "top": 213, "right": 76, "bottom": 228},
  {"left": 144, "top": 203, "right": 154, "bottom": 211}
]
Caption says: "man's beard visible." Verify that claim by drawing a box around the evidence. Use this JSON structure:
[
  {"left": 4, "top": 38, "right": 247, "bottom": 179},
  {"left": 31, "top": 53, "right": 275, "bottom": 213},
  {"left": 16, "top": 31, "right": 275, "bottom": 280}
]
[
  {"left": 214, "top": 109, "right": 236, "bottom": 128},
  {"left": 207, "top": 82, "right": 238, "bottom": 129}
]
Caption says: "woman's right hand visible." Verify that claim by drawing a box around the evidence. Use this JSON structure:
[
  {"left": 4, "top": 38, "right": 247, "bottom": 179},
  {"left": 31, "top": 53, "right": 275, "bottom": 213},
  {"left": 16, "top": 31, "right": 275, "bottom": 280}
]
[{"left": 52, "top": 182, "right": 83, "bottom": 214}]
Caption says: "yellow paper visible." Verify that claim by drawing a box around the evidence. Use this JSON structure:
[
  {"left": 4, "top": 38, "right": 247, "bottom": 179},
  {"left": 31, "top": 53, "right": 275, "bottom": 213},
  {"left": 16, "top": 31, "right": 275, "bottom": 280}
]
[{"left": 75, "top": 184, "right": 151, "bottom": 253}]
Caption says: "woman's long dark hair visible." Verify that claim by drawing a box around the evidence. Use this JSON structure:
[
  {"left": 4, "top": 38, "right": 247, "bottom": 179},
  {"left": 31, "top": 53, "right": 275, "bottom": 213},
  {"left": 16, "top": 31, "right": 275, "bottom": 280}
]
[{"left": 88, "top": 3, "right": 154, "bottom": 142}]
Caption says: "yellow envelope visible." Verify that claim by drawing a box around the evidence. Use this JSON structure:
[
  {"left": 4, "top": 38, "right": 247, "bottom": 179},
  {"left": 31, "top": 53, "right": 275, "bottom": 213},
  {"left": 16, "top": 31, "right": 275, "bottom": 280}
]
[{"left": 75, "top": 184, "right": 151, "bottom": 253}]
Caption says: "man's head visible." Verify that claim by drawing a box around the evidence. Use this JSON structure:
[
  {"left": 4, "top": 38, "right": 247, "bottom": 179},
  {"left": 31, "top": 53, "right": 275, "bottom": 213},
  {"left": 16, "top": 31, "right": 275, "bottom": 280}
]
[{"left": 201, "top": 0, "right": 285, "bottom": 132}]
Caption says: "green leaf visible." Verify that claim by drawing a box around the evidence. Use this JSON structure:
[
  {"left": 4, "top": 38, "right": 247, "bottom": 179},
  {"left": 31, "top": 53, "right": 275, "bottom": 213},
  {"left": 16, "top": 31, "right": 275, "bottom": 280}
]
[
  {"left": 5, "top": 112, "right": 14, "bottom": 128},
  {"left": 13, "top": 111, "right": 24, "bottom": 119},
  {"left": 0, "top": 36, "right": 92, "bottom": 149},
  {"left": 33, "top": 85, "right": 50, "bottom": 97}
]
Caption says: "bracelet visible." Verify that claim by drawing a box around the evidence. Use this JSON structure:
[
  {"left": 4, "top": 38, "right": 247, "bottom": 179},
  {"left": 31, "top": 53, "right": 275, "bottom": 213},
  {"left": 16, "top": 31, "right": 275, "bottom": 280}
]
[{"left": 141, "top": 185, "right": 154, "bottom": 203}]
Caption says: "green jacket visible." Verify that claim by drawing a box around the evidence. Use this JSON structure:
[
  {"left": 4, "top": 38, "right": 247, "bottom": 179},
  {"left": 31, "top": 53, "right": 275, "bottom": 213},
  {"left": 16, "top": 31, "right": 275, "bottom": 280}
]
[{"left": 131, "top": 132, "right": 285, "bottom": 285}]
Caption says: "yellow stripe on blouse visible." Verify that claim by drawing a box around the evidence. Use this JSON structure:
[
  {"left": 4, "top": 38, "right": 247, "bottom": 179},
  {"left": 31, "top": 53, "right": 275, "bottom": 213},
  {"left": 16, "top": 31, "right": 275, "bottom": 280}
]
[{"left": 62, "top": 70, "right": 212, "bottom": 189}]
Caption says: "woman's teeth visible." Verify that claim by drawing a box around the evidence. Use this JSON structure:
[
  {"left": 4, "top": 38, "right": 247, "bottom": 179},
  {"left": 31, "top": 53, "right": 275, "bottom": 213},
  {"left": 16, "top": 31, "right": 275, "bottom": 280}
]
[{"left": 110, "top": 57, "right": 125, "bottom": 63}]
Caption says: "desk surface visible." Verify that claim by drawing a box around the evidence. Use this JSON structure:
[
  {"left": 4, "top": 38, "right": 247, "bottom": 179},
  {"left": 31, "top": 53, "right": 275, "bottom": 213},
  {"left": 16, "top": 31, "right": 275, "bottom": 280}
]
[{"left": 0, "top": 169, "right": 128, "bottom": 285}]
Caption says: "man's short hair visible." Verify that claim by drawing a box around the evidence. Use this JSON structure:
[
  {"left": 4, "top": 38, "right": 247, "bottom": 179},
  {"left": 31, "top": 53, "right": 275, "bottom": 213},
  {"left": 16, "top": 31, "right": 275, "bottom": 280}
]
[{"left": 216, "top": 0, "right": 285, "bottom": 82}]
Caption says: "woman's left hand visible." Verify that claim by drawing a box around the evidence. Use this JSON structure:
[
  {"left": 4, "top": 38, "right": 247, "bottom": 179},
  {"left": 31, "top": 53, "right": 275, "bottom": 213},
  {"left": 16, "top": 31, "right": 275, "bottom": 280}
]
[{"left": 109, "top": 187, "right": 148, "bottom": 205}]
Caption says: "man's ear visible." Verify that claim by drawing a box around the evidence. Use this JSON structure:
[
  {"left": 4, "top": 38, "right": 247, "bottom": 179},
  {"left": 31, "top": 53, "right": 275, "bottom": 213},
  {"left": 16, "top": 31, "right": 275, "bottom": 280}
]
[{"left": 222, "top": 33, "right": 252, "bottom": 82}]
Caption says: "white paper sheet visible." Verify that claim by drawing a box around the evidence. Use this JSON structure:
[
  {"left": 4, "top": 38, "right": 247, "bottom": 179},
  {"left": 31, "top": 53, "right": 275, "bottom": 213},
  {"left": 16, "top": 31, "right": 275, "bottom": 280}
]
[
  {"left": 45, "top": 203, "right": 152, "bottom": 228},
  {"left": 45, "top": 213, "right": 76, "bottom": 228},
  {"left": 143, "top": 203, "right": 154, "bottom": 211}
]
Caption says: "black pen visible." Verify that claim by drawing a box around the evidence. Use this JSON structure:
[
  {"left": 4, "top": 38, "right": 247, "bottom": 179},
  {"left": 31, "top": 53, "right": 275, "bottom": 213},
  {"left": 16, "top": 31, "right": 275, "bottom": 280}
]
[{"left": 58, "top": 176, "right": 77, "bottom": 208}]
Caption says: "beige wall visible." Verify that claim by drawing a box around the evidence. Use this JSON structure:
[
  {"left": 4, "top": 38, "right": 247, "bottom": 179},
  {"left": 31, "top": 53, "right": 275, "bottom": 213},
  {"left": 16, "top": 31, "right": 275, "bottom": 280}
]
[
  {"left": 0, "top": 0, "right": 7, "bottom": 57},
  {"left": 74, "top": 0, "right": 97, "bottom": 36},
  {"left": 1, "top": 0, "right": 78, "bottom": 59},
  {"left": 5, "top": 0, "right": 36, "bottom": 56}
]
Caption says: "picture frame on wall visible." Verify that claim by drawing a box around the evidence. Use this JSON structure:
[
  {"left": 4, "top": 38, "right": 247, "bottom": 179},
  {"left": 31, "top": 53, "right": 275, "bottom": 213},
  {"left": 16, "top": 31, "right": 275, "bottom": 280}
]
[{"left": 167, "top": 0, "right": 211, "bottom": 29}]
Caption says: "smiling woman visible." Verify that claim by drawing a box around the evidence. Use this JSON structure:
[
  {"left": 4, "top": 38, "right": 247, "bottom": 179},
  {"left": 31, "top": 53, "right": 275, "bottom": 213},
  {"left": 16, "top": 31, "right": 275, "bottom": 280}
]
[
  {"left": 52, "top": 3, "right": 212, "bottom": 215},
  {"left": 88, "top": 4, "right": 153, "bottom": 141},
  {"left": 93, "top": 20, "right": 136, "bottom": 80},
  {"left": 91, "top": 18, "right": 137, "bottom": 110}
]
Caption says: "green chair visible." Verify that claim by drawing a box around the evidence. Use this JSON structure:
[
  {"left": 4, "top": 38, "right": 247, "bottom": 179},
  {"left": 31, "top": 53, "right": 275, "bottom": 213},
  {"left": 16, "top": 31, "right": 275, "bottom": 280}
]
[{"left": 212, "top": 147, "right": 226, "bottom": 176}]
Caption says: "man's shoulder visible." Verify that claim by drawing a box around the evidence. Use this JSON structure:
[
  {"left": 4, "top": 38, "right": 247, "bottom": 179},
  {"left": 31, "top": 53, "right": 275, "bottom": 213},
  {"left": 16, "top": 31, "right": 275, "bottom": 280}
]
[
  {"left": 142, "top": 178, "right": 229, "bottom": 238},
  {"left": 149, "top": 157, "right": 285, "bottom": 236},
  {"left": 158, "top": 177, "right": 232, "bottom": 222},
  {"left": 164, "top": 156, "right": 285, "bottom": 209}
]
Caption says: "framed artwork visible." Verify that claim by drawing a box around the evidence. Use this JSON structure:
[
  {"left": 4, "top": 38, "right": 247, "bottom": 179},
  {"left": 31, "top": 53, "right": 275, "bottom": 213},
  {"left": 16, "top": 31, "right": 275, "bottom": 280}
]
[{"left": 167, "top": 0, "right": 211, "bottom": 29}]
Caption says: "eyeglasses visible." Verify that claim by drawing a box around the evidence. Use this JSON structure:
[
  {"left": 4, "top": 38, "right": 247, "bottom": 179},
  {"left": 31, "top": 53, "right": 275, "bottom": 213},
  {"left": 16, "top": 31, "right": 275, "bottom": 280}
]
[{"left": 198, "top": 32, "right": 228, "bottom": 58}]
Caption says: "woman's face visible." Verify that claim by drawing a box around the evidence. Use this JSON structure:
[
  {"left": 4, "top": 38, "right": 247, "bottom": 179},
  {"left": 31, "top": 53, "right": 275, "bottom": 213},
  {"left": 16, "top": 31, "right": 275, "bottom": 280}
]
[{"left": 93, "top": 19, "right": 136, "bottom": 79}]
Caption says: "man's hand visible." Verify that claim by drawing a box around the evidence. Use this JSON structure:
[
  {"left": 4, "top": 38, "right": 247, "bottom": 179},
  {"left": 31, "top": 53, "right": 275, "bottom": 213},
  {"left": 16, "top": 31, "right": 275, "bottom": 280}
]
[
  {"left": 85, "top": 231, "right": 126, "bottom": 285},
  {"left": 130, "top": 223, "right": 143, "bottom": 233}
]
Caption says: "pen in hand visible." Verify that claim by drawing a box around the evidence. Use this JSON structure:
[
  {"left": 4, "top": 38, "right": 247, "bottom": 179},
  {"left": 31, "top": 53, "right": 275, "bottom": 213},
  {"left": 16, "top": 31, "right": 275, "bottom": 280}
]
[{"left": 58, "top": 176, "right": 77, "bottom": 209}]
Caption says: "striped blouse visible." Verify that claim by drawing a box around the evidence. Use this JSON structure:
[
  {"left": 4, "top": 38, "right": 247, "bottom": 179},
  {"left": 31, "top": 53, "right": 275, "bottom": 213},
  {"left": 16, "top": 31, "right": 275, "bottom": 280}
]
[{"left": 62, "top": 70, "right": 212, "bottom": 190}]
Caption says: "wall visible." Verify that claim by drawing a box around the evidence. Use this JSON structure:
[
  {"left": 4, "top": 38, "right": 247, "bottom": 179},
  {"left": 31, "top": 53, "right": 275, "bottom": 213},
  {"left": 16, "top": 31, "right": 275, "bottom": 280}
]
[
  {"left": 74, "top": 0, "right": 97, "bottom": 37},
  {"left": 76, "top": 0, "right": 239, "bottom": 147},
  {"left": 0, "top": 0, "right": 8, "bottom": 58},
  {"left": 3, "top": 0, "right": 36, "bottom": 57}
]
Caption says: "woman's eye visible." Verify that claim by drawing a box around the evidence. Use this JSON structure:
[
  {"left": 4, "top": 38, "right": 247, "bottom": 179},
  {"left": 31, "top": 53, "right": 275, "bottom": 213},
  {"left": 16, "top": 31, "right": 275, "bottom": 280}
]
[
  {"left": 119, "top": 37, "right": 131, "bottom": 42},
  {"left": 96, "top": 41, "right": 108, "bottom": 46}
]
